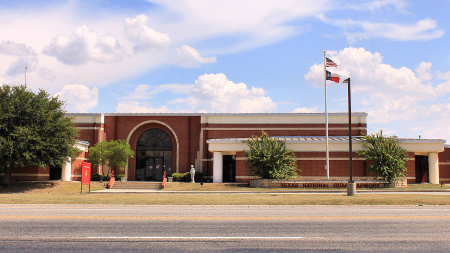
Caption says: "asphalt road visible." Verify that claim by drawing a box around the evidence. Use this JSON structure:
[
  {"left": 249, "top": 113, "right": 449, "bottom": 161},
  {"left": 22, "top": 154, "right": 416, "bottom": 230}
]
[{"left": 1, "top": 205, "right": 449, "bottom": 252}]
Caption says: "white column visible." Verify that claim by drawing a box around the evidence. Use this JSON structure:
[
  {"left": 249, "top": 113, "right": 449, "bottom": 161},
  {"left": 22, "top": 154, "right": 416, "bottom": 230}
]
[
  {"left": 61, "top": 157, "right": 71, "bottom": 181},
  {"left": 213, "top": 152, "right": 223, "bottom": 183},
  {"left": 428, "top": 152, "right": 439, "bottom": 184}
]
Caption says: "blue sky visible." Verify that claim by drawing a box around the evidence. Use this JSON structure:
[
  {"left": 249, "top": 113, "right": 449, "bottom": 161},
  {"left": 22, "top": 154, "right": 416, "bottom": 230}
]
[{"left": 1, "top": 0, "right": 449, "bottom": 141}]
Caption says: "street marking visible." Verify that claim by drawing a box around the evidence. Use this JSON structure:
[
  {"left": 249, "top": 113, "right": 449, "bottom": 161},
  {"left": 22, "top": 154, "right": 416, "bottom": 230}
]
[
  {"left": 88, "top": 236, "right": 307, "bottom": 240},
  {"left": 1, "top": 215, "right": 450, "bottom": 220}
]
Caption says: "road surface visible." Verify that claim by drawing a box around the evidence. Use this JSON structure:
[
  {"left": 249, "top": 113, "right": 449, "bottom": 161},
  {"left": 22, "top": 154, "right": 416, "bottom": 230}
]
[{"left": 1, "top": 204, "right": 449, "bottom": 252}]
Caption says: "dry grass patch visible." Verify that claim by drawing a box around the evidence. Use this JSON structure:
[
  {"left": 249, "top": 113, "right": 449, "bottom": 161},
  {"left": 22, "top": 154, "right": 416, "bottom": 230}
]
[
  {"left": 0, "top": 181, "right": 105, "bottom": 194},
  {"left": 162, "top": 182, "right": 450, "bottom": 191},
  {"left": 0, "top": 193, "right": 449, "bottom": 205}
]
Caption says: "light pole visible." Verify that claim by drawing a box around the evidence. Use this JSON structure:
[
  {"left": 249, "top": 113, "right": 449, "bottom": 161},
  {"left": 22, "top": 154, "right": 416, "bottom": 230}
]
[{"left": 343, "top": 78, "right": 356, "bottom": 196}]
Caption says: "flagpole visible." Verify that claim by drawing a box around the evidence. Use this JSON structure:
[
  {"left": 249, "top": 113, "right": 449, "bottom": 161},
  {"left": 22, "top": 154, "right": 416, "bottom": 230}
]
[{"left": 324, "top": 51, "right": 329, "bottom": 179}]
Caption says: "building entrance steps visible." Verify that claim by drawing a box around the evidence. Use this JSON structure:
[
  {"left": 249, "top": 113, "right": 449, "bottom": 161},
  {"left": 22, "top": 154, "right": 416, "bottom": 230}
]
[{"left": 111, "top": 181, "right": 162, "bottom": 190}]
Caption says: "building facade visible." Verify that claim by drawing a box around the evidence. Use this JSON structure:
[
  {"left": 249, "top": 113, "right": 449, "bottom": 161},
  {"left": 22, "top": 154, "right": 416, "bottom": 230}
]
[{"left": 6, "top": 113, "right": 450, "bottom": 184}]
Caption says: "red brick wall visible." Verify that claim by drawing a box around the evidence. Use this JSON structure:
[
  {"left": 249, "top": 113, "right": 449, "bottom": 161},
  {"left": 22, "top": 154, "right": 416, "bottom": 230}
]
[
  {"left": 75, "top": 123, "right": 104, "bottom": 147},
  {"left": 9, "top": 166, "right": 49, "bottom": 181},
  {"left": 104, "top": 116, "right": 201, "bottom": 180},
  {"left": 219, "top": 150, "right": 368, "bottom": 183},
  {"left": 71, "top": 151, "right": 88, "bottom": 181},
  {"left": 439, "top": 148, "right": 450, "bottom": 183}
]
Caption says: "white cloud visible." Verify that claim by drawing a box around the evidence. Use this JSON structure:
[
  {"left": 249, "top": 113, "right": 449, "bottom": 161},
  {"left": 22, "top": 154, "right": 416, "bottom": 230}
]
[
  {"left": 55, "top": 84, "right": 99, "bottom": 112},
  {"left": 151, "top": 0, "right": 330, "bottom": 53},
  {"left": 291, "top": 106, "right": 319, "bottom": 113},
  {"left": 38, "top": 68, "right": 56, "bottom": 81},
  {"left": 120, "top": 83, "right": 191, "bottom": 101},
  {"left": 116, "top": 101, "right": 170, "bottom": 113},
  {"left": 318, "top": 15, "right": 444, "bottom": 42},
  {"left": 305, "top": 47, "right": 450, "bottom": 141},
  {"left": 415, "top": 62, "right": 433, "bottom": 81},
  {"left": 171, "top": 73, "right": 277, "bottom": 113},
  {"left": 124, "top": 14, "right": 171, "bottom": 52},
  {"left": 0, "top": 40, "right": 39, "bottom": 76},
  {"left": 436, "top": 71, "right": 450, "bottom": 81},
  {"left": 43, "top": 25, "right": 124, "bottom": 65},
  {"left": 174, "top": 45, "right": 216, "bottom": 68},
  {"left": 118, "top": 74, "right": 277, "bottom": 113},
  {"left": 345, "top": 0, "right": 408, "bottom": 13}
]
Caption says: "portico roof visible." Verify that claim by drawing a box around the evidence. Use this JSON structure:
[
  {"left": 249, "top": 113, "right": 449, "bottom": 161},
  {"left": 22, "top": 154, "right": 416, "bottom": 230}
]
[
  {"left": 207, "top": 136, "right": 446, "bottom": 144},
  {"left": 207, "top": 136, "right": 446, "bottom": 153}
]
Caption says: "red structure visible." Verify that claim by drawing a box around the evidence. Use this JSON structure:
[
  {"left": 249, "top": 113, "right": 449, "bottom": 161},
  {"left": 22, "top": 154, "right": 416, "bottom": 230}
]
[
  {"left": 6, "top": 113, "right": 449, "bottom": 184},
  {"left": 81, "top": 162, "right": 91, "bottom": 194}
]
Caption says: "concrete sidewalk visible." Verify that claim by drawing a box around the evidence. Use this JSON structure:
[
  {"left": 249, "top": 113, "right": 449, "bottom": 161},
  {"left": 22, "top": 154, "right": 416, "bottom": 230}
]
[{"left": 92, "top": 189, "right": 450, "bottom": 194}]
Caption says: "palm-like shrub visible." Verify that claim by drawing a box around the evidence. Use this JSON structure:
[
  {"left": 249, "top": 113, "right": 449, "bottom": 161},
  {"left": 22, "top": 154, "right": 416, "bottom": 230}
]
[
  {"left": 357, "top": 130, "right": 409, "bottom": 184},
  {"left": 244, "top": 131, "right": 299, "bottom": 179}
]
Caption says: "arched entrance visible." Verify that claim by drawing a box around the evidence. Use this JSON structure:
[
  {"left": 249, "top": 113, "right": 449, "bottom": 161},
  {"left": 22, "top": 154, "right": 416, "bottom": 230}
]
[{"left": 135, "top": 128, "right": 173, "bottom": 181}]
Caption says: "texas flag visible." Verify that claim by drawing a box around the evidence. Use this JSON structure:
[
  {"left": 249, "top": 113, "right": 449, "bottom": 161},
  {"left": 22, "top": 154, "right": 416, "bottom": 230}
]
[{"left": 326, "top": 70, "right": 340, "bottom": 83}]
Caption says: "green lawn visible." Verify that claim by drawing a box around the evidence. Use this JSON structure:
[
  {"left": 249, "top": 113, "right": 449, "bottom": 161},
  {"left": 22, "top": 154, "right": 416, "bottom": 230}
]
[{"left": 0, "top": 181, "right": 449, "bottom": 205}]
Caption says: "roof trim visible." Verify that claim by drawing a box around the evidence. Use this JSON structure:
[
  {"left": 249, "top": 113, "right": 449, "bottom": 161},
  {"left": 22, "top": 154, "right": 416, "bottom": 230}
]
[
  {"left": 65, "top": 112, "right": 368, "bottom": 117},
  {"left": 206, "top": 136, "right": 446, "bottom": 144}
]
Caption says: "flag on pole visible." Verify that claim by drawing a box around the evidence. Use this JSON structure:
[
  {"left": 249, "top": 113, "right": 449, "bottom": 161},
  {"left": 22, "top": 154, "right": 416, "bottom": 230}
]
[
  {"left": 326, "top": 57, "right": 338, "bottom": 67},
  {"left": 326, "top": 71, "right": 340, "bottom": 83}
]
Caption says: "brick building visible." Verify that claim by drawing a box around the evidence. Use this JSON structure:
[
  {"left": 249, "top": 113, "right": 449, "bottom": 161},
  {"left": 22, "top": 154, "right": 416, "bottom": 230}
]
[{"left": 7, "top": 112, "right": 450, "bottom": 184}]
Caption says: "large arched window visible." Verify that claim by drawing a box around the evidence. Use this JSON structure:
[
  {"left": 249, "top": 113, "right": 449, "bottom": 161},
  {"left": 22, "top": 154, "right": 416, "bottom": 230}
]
[
  {"left": 136, "top": 128, "right": 173, "bottom": 181},
  {"left": 137, "top": 128, "right": 173, "bottom": 150}
]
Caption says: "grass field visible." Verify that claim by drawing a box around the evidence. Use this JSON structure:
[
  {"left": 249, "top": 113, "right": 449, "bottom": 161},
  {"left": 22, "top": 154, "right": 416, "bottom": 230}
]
[{"left": 0, "top": 181, "right": 449, "bottom": 205}]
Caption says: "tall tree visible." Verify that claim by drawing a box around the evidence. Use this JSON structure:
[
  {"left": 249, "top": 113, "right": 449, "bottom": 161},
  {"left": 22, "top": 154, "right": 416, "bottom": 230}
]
[
  {"left": 0, "top": 84, "right": 79, "bottom": 186},
  {"left": 244, "top": 131, "right": 299, "bottom": 179},
  {"left": 357, "top": 130, "right": 409, "bottom": 184}
]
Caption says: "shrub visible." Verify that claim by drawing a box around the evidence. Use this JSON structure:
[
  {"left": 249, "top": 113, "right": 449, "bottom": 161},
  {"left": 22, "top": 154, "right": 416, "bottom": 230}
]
[
  {"left": 114, "top": 174, "right": 126, "bottom": 181},
  {"left": 244, "top": 131, "right": 299, "bottom": 179},
  {"left": 91, "top": 174, "right": 103, "bottom": 181},
  {"left": 357, "top": 130, "right": 409, "bottom": 184},
  {"left": 172, "top": 172, "right": 190, "bottom": 182}
]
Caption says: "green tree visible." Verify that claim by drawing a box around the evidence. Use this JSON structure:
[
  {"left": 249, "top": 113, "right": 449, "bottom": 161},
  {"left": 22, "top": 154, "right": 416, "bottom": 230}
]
[
  {"left": 244, "top": 131, "right": 299, "bottom": 179},
  {"left": 88, "top": 141, "right": 109, "bottom": 175},
  {"left": 357, "top": 130, "right": 409, "bottom": 184},
  {"left": 88, "top": 139, "right": 134, "bottom": 176},
  {"left": 106, "top": 139, "right": 134, "bottom": 172},
  {"left": 0, "top": 84, "right": 79, "bottom": 186}
]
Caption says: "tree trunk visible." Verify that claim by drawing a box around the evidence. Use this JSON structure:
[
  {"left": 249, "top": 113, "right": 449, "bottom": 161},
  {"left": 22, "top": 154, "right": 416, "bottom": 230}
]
[{"left": 3, "top": 164, "right": 12, "bottom": 187}]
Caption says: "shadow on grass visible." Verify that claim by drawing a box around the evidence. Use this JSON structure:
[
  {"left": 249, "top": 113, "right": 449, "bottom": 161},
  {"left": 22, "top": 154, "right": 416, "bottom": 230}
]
[{"left": 0, "top": 181, "right": 58, "bottom": 193}]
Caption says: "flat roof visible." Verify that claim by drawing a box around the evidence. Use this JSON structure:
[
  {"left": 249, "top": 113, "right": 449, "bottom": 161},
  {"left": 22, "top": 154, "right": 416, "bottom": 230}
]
[
  {"left": 66, "top": 112, "right": 368, "bottom": 117},
  {"left": 207, "top": 136, "right": 446, "bottom": 144}
]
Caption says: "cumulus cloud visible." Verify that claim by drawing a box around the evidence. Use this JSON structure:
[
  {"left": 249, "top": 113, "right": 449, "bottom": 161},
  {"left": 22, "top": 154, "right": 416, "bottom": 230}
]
[
  {"left": 171, "top": 73, "right": 277, "bottom": 113},
  {"left": 174, "top": 45, "right": 216, "bottom": 68},
  {"left": 0, "top": 41, "right": 39, "bottom": 76},
  {"left": 43, "top": 25, "right": 124, "bottom": 65},
  {"left": 291, "top": 106, "right": 319, "bottom": 113},
  {"left": 55, "top": 84, "right": 99, "bottom": 112},
  {"left": 304, "top": 47, "right": 450, "bottom": 140},
  {"left": 305, "top": 47, "right": 440, "bottom": 99},
  {"left": 116, "top": 101, "right": 170, "bottom": 113},
  {"left": 415, "top": 62, "right": 433, "bottom": 81},
  {"left": 124, "top": 14, "right": 171, "bottom": 52}
]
